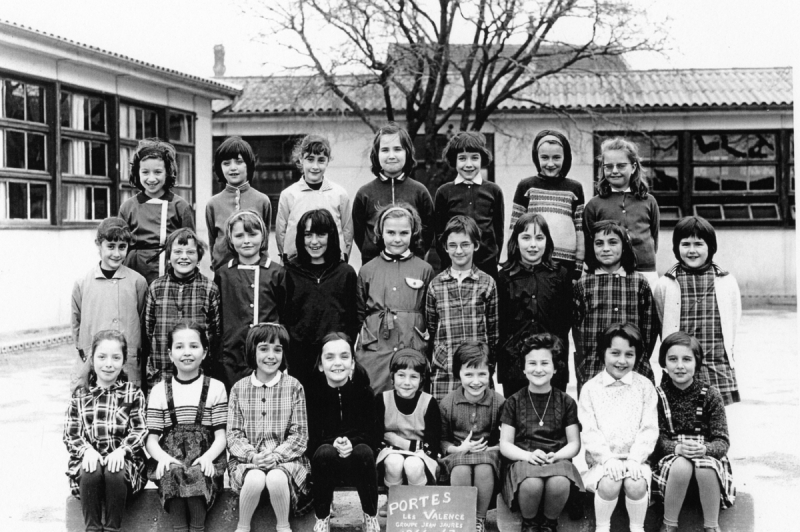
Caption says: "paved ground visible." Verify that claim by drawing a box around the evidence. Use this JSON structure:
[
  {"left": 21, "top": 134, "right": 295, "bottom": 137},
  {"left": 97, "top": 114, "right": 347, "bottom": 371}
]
[{"left": 0, "top": 308, "right": 796, "bottom": 531}]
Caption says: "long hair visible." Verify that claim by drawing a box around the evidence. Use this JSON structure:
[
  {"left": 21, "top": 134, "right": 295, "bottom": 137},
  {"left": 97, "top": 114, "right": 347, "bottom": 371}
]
[
  {"left": 595, "top": 137, "right": 649, "bottom": 199},
  {"left": 129, "top": 138, "right": 178, "bottom": 192},
  {"left": 502, "top": 213, "right": 554, "bottom": 270},
  {"left": 294, "top": 209, "right": 342, "bottom": 266},
  {"left": 72, "top": 330, "right": 129, "bottom": 394},
  {"left": 369, "top": 122, "right": 416, "bottom": 178}
]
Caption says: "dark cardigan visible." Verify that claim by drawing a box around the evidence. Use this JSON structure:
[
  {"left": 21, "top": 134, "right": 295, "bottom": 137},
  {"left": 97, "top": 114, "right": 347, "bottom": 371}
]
[{"left": 306, "top": 375, "right": 377, "bottom": 457}]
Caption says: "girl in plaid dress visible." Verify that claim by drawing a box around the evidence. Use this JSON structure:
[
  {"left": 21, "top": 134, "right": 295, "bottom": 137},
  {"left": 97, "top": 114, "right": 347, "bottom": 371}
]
[
  {"left": 64, "top": 330, "right": 148, "bottom": 532},
  {"left": 439, "top": 342, "right": 505, "bottom": 532},
  {"left": 227, "top": 323, "right": 311, "bottom": 532},
  {"left": 573, "top": 221, "right": 658, "bottom": 393},
  {"left": 499, "top": 333, "right": 583, "bottom": 532},
  {"left": 652, "top": 332, "right": 734, "bottom": 532},
  {"left": 654, "top": 216, "right": 742, "bottom": 405},
  {"left": 145, "top": 321, "right": 228, "bottom": 532}
]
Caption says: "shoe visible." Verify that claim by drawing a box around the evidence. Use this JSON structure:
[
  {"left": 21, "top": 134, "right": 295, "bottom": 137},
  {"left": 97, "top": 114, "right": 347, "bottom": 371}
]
[
  {"left": 540, "top": 517, "right": 558, "bottom": 532},
  {"left": 364, "top": 512, "right": 380, "bottom": 532},
  {"left": 475, "top": 517, "right": 486, "bottom": 532},
  {"left": 313, "top": 515, "right": 330, "bottom": 532},
  {"left": 659, "top": 524, "right": 678, "bottom": 532},
  {"left": 378, "top": 501, "right": 388, "bottom": 518},
  {"left": 521, "top": 516, "right": 541, "bottom": 532},
  {"left": 704, "top": 528, "right": 721, "bottom": 532}
]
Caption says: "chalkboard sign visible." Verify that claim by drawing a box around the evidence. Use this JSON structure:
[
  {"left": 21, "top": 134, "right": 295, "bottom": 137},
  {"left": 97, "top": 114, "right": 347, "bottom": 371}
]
[{"left": 386, "top": 485, "right": 477, "bottom": 532}]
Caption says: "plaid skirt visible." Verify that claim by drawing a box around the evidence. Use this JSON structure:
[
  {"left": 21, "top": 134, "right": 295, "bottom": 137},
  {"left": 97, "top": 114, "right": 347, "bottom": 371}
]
[
  {"left": 652, "top": 452, "right": 735, "bottom": 509},
  {"left": 502, "top": 460, "right": 584, "bottom": 512},
  {"left": 439, "top": 449, "right": 501, "bottom": 479}
]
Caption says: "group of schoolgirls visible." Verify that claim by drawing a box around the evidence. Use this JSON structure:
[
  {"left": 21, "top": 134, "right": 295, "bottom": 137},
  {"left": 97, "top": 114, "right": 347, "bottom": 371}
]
[{"left": 65, "top": 124, "right": 740, "bottom": 532}]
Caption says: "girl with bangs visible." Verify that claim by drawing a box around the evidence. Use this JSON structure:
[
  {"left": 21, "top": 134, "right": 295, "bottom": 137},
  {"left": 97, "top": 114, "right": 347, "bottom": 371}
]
[{"left": 284, "top": 209, "right": 358, "bottom": 388}]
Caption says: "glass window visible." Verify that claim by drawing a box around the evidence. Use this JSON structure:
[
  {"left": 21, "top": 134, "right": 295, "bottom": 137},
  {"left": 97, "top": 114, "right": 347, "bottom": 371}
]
[
  {"left": 60, "top": 93, "right": 106, "bottom": 132},
  {"left": 169, "top": 112, "right": 194, "bottom": 144},
  {"left": 120, "top": 103, "right": 159, "bottom": 140},
  {"left": 694, "top": 133, "right": 776, "bottom": 162},
  {"left": 64, "top": 184, "right": 109, "bottom": 221},
  {"left": 3, "top": 80, "right": 45, "bottom": 123},
  {"left": 0, "top": 181, "right": 48, "bottom": 220},
  {"left": 2, "top": 130, "right": 46, "bottom": 170},
  {"left": 61, "top": 139, "right": 107, "bottom": 176}
]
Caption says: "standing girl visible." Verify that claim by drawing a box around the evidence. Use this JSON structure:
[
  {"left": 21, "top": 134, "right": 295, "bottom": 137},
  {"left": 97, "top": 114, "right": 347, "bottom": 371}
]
[
  {"left": 654, "top": 216, "right": 742, "bottom": 405},
  {"left": 573, "top": 220, "right": 658, "bottom": 392},
  {"left": 64, "top": 330, "right": 148, "bottom": 532},
  {"left": 499, "top": 333, "right": 583, "bottom": 532},
  {"left": 653, "top": 332, "right": 735, "bottom": 532},
  {"left": 583, "top": 137, "right": 660, "bottom": 287},
  {"left": 497, "top": 213, "right": 571, "bottom": 397},
  {"left": 355, "top": 203, "right": 434, "bottom": 393},
  {"left": 145, "top": 321, "right": 228, "bottom": 532},
  {"left": 119, "top": 138, "right": 195, "bottom": 284},
  {"left": 439, "top": 342, "right": 505, "bottom": 532},
  {"left": 578, "top": 323, "right": 658, "bottom": 532},
  {"left": 375, "top": 349, "right": 441, "bottom": 487},
  {"left": 284, "top": 209, "right": 358, "bottom": 388},
  {"left": 227, "top": 323, "right": 311, "bottom": 532}
]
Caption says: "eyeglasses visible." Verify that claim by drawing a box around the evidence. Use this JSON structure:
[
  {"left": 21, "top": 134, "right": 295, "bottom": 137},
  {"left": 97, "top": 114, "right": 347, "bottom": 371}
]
[
  {"left": 446, "top": 242, "right": 474, "bottom": 251},
  {"left": 602, "top": 163, "right": 632, "bottom": 172}
]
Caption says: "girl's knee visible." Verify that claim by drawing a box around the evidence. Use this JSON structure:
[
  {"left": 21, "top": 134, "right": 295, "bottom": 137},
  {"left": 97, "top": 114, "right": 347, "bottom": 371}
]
[
  {"left": 383, "top": 454, "right": 405, "bottom": 474},
  {"left": 672, "top": 456, "right": 694, "bottom": 474},
  {"left": 545, "top": 475, "right": 570, "bottom": 494},
  {"left": 403, "top": 457, "right": 427, "bottom": 485},
  {"left": 519, "top": 477, "right": 544, "bottom": 496},
  {"left": 596, "top": 477, "right": 622, "bottom": 500},
  {"left": 266, "top": 468, "right": 288, "bottom": 488},
  {"left": 243, "top": 468, "right": 267, "bottom": 489},
  {"left": 623, "top": 478, "right": 648, "bottom": 500}
]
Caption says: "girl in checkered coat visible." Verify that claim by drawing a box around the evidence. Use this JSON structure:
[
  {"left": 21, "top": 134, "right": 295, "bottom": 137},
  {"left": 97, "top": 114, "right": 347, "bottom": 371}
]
[{"left": 652, "top": 332, "right": 734, "bottom": 532}]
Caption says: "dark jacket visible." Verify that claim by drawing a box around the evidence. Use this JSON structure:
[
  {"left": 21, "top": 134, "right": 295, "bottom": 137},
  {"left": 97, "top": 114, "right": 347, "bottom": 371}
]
[{"left": 306, "top": 375, "right": 376, "bottom": 457}]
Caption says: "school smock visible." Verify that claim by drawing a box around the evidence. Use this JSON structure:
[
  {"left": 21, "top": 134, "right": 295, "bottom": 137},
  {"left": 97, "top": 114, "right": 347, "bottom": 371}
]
[
  {"left": 433, "top": 176, "right": 505, "bottom": 276},
  {"left": 583, "top": 191, "right": 660, "bottom": 272},
  {"left": 375, "top": 390, "right": 441, "bottom": 479},
  {"left": 355, "top": 251, "right": 434, "bottom": 393},
  {"left": 63, "top": 380, "right": 148, "bottom": 497},
  {"left": 305, "top": 374, "right": 376, "bottom": 457},
  {"left": 352, "top": 174, "right": 434, "bottom": 264},
  {"left": 578, "top": 370, "right": 658, "bottom": 491},
  {"left": 119, "top": 191, "right": 195, "bottom": 284},
  {"left": 205, "top": 182, "right": 272, "bottom": 271},
  {"left": 144, "top": 268, "right": 222, "bottom": 382},
  {"left": 275, "top": 177, "right": 353, "bottom": 260},
  {"left": 226, "top": 371, "right": 311, "bottom": 514},
  {"left": 214, "top": 256, "right": 286, "bottom": 390}
]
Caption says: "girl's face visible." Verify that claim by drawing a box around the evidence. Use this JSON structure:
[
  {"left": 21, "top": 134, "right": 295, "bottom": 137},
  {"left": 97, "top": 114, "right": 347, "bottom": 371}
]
[
  {"left": 593, "top": 231, "right": 623, "bottom": 272},
  {"left": 98, "top": 239, "right": 128, "bottom": 271},
  {"left": 169, "top": 328, "right": 206, "bottom": 379},
  {"left": 93, "top": 339, "right": 125, "bottom": 388},
  {"left": 459, "top": 362, "right": 490, "bottom": 401},
  {"left": 604, "top": 336, "right": 636, "bottom": 380},
  {"left": 169, "top": 239, "right": 199, "bottom": 278},
  {"left": 221, "top": 155, "right": 248, "bottom": 186},
  {"left": 318, "top": 338, "right": 354, "bottom": 388},
  {"left": 517, "top": 223, "right": 547, "bottom": 266},
  {"left": 140, "top": 157, "right": 167, "bottom": 198},
  {"left": 523, "top": 348, "right": 555, "bottom": 390},
  {"left": 602, "top": 149, "right": 635, "bottom": 191},
  {"left": 255, "top": 341, "right": 284, "bottom": 382},
  {"left": 393, "top": 367, "right": 422, "bottom": 398},
  {"left": 455, "top": 152, "right": 482, "bottom": 182},
  {"left": 303, "top": 219, "right": 329, "bottom": 265},
  {"left": 382, "top": 216, "right": 412, "bottom": 255},
  {"left": 378, "top": 133, "right": 407, "bottom": 178},
  {"left": 302, "top": 152, "right": 329, "bottom": 184},
  {"left": 679, "top": 236, "right": 710, "bottom": 269},
  {"left": 445, "top": 231, "right": 476, "bottom": 271},
  {"left": 665, "top": 345, "right": 697, "bottom": 390},
  {"left": 537, "top": 142, "right": 564, "bottom": 178},
  {"left": 230, "top": 221, "right": 263, "bottom": 264}
]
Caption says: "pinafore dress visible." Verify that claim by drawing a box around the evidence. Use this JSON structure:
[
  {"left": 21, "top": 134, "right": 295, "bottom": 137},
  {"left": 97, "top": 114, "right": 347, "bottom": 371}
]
[
  {"left": 652, "top": 385, "right": 735, "bottom": 508},
  {"left": 149, "top": 376, "right": 226, "bottom": 509}
]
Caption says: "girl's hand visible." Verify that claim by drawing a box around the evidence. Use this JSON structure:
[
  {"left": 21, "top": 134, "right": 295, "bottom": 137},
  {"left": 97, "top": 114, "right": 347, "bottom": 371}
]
[
  {"left": 527, "top": 449, "right": 548, "bottom": 465},
  {"left": 335, "top": 437, "right": 353, "bottom": 458},
  {"left": 604, "top": 458, "right": 626, "bottom": 481},
  {"left": 624, "top": 459, "right": 643, "bottom": 480},
  {"left": 104, "top": 448, "right": 127, "bottom": 474},
  {"left": 193, "top": 453, "right": 216, "bottom": 477},
  {"left": 155, "top": 456, "right": 181, "bottom": 480},
  {"left": 82, "top": 447, "right": 102, "bottom": 473},
  {"left": 545, "top": 452, "right": 557, "bottom": 464},
  {"left": 679, "top": 440, "right": 707, "bottom": 459}
]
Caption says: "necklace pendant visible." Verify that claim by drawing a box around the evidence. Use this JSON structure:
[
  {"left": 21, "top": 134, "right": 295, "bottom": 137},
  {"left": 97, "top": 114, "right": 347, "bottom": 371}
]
[{"left": 539, "top": 420, "right": 544, "bottom": 427}]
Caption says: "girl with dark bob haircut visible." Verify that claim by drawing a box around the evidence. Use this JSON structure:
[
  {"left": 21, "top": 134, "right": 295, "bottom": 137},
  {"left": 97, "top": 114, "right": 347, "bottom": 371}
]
[
  {"left": 441, "top": 131, "right": 493, "bottom": 169},
  {"left": 294, "top": 209, "right": 343, "bottom": 266},
  {"left": 451, "top": 341, "right": 492, "bottom": 381},
  {"left": 596, "top": 322, "right": 646, "bottom": 365},
  {"left": 584, "top": 220, "right": 637, "bottom": 274},
  {"left": 369, "top": 122, "right": 417, "bottom": 177},
  {"left": 671, "top": 215, "right": 717, "bottom": 266},
  {"left": 389, "top": 348, "right": 430, "bottom": 384},
  {"left": 503, "top": 213, "right": 556, "bottom": 269},
  {"left": 658, "top": 331, "right": 704, "bottom": 369},
  {"left": 213, "top": 136, "right": 256, "bottom": 184},
  {"left": 244, "top": 323, "right": 290, "bottom": 372}
]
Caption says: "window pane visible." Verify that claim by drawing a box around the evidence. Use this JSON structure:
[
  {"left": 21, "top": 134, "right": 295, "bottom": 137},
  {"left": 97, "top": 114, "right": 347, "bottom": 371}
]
[
  {"left": 694, "top": 204, "right": 723, "bottom": 220},
  {"left": 120, "top": 147, "right": 133, "bottom": 185},
  {"left": 26, "top": 84, "right": 44, "bottom": 123},
  {"left": 61, "top": 139, "right": 89, "bottom": 175},
  {"left": 693, "top": 166, "right": 720, "bottom": 191},
  {"left": 93, "top": 187, "right": 109, "bottom": 220},
  {"left": 4, "top": 80, "right": 25, "bottom": 120},
  {"left": 173, "top": 187, "right": 192, "bottom": 204},
  {"left": 5, "top": 130, "right": 25, "bottom": 168},
  {"left": 119, "top": 104, "right": 129, "bottom": 138},
  {"left": 176, "top": 153, "right": 192, "bottom": 186},
  {"left": 169, "top": 113, "right": 193, "bottom": 143},
  {"left": 719, "top": 166, "right": 747, "bottom": 191},
  {"left": 748, "top": 166, "right": 776, "bottom": 191},
  {"left": 27, "top": 133, "right": 46, "bottom": 171},
  {"left": 649, "top": 166, "right": 679, "bottom": 192},
  {"left": 694, "top": 133, "right": 775, "bottom": 162},
  {"left": 90, "top": 142, "right": 107, "bottom": 176},
  {"left": 60, "top": 92, "right": 72, "bottom": 127},
  {"left": 89, "top": 98, "right": 105, "bottom": 132},
  {"left": 135, "top": 108, "right": 144, "bottom": 139},
  {"left": 660, "top": 206, "right": 682, "bottom": 220},
  {"left": 751, "top": 204, "right": 780, "bottom": 220},
  {"left": 723, "top": 204, "right": 750, "bottom": 220},
  {"left": 84, "top": 186, "right": 93, "bottom": 220},
  {"left": 0, "top": 181, "right": 6, "bottom": 219},
  {"left": 8, "top": 181, "right": 27, "bottom": 218},
  {"left": 144, "top": 110, "right": 158, "bottom": 138},
  {"left": 650, "top": 135, "right": 679, "bottom": 162},
  {"left": 29, "top": 183, "right": 47, "bottom": 219}
]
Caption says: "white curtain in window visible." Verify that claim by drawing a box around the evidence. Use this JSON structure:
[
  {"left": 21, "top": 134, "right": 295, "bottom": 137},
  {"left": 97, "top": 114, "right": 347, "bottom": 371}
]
[
  {"left": 72, "top": 94, "right": 86, "bottom": 130},
  {"left": 65, "top": 183, "right": 87, "bottom": 221}
]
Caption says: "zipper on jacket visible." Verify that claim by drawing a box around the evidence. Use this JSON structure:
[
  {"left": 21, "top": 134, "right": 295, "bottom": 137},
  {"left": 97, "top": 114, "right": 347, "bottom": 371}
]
[{"left": 338, "top": 389, "right": 343, "bottom": 421}]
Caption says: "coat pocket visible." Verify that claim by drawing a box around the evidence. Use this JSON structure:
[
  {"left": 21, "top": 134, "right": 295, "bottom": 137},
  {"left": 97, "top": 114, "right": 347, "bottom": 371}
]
[{"left": 405, "top": 277, "right": 424, "bottom": 290}]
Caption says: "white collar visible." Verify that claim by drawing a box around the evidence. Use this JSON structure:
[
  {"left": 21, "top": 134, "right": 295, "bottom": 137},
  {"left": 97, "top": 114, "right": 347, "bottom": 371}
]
[
  {"left": 611, "top": 186, "right": 632, "bottom": 193},
  {"left": 454, "top": 175, "right": 483, "bottom": 185},
  {"left": 251, "top": 371, "right": 282, "bottom": 388},
  {"left": 602, "top": 369, "right": 633, "bottom": 386},
  {"left": 595, "top": 266, "right": 627, "bottom": 277}
]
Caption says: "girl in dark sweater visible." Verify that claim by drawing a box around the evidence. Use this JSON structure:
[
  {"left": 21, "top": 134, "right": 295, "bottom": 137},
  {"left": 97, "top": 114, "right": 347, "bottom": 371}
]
[
  {"left": 284, "top": 209, "right": 358, "bottom": 389},
  {"left": 307, "top": 333, "right": 379, "bottom": 532}
]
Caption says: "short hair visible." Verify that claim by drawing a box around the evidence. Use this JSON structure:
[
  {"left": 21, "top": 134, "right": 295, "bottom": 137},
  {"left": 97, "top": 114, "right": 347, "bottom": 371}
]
[
  {"left": 225, "top": 210, "right": 268, "bottom": 256},
  {"left": 315, "top": 331, "right": 353, "bottom": 370},
  {"left": 165, "top": 228, "right": 207, "bottom": 264},
  {"left": 520, "top": 332, "right": 566, "bottom": 374},
  {"left": 292, "top": 134, "right": 332, "bottom": 168},
  {"left": 245, "top": 323, "right": 290, "bottom": 372},
  {"left": 659, "top": 331, "right": 704, "bottom": 369},
  {"left": 597, "top": 322, "right": 645, "bottom": 365},
  {"left": 214, "top": 136, "right": 256, "bottom": 184},
  {"left": 503, "top": 213, "right": 554, "bottom": 269},
  {"left": 168, "top": 320, "right": 209, "bottom": 352},
  {"left": 389, "top": 348, "right": 430, "bottom": 382},
  {"left": 440, "top": 215, "right": 481, "bottom": 249},
  {"left": 129, "top": 138, "right": 178, "bottom": 192},
  {"left": 74, "top": 329, "right": 129, "bottom": 394},
  {"left": 373, "top": 202, "right": 424, "bottom": 255},
  {"left": 295, "top": 209, "right": 342, "bottom": 265},
  {"left": 596, "top": 137, "right": 649, "bottom": 200},
  {"left": 95, "top": 217, "right": 132, "bottom": 245},
  {"left": 451, "top": 341, "right": 492, "bottom": 381},
  {"left": 672, "top": 216, "right": 717, "bottom": 265},
  {"left": 442, "top": 131, "right": 492, "bottom": 169},
  {"left": 584, "top": 220, "right": 637, "bottom": 274},
  {"left": 369, "top": 122, "right": 416, "bottom": 178}
]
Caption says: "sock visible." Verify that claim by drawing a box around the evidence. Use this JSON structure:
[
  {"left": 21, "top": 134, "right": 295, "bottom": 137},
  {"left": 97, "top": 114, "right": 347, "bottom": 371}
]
[
  {"left": 187, "top": 496, "right": 207, "bottom": 531},
  {"left": 625, "top": 496, "right": 648, "bottom": 531},
  {"left": 237, "top": 470, "right": 266, "bottom": 531},
  {"left": 266, "top": 470, "right": 292, "bottom": 530},
  {"left": 594, "top": 494, "right": 618, "bottom": 531}
]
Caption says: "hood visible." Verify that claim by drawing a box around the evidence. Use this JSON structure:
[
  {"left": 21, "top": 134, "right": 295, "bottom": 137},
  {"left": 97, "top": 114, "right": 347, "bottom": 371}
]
[{"left": 531, "top": 129, "right": 572, "bottom": 178}]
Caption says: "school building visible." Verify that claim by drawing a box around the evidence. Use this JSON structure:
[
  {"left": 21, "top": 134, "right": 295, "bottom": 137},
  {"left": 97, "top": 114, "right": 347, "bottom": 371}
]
[
  {"left": 0, "top": 21, "right": 240, "bottom": 337},
  {"left": 211, "top": 65, "right": 795, "bottom": 306}
]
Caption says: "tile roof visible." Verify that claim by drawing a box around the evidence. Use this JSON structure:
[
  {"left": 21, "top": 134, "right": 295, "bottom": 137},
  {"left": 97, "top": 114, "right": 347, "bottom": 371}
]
[{"left": 216, "top": 67, "right": 792, "bottom": 116}]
